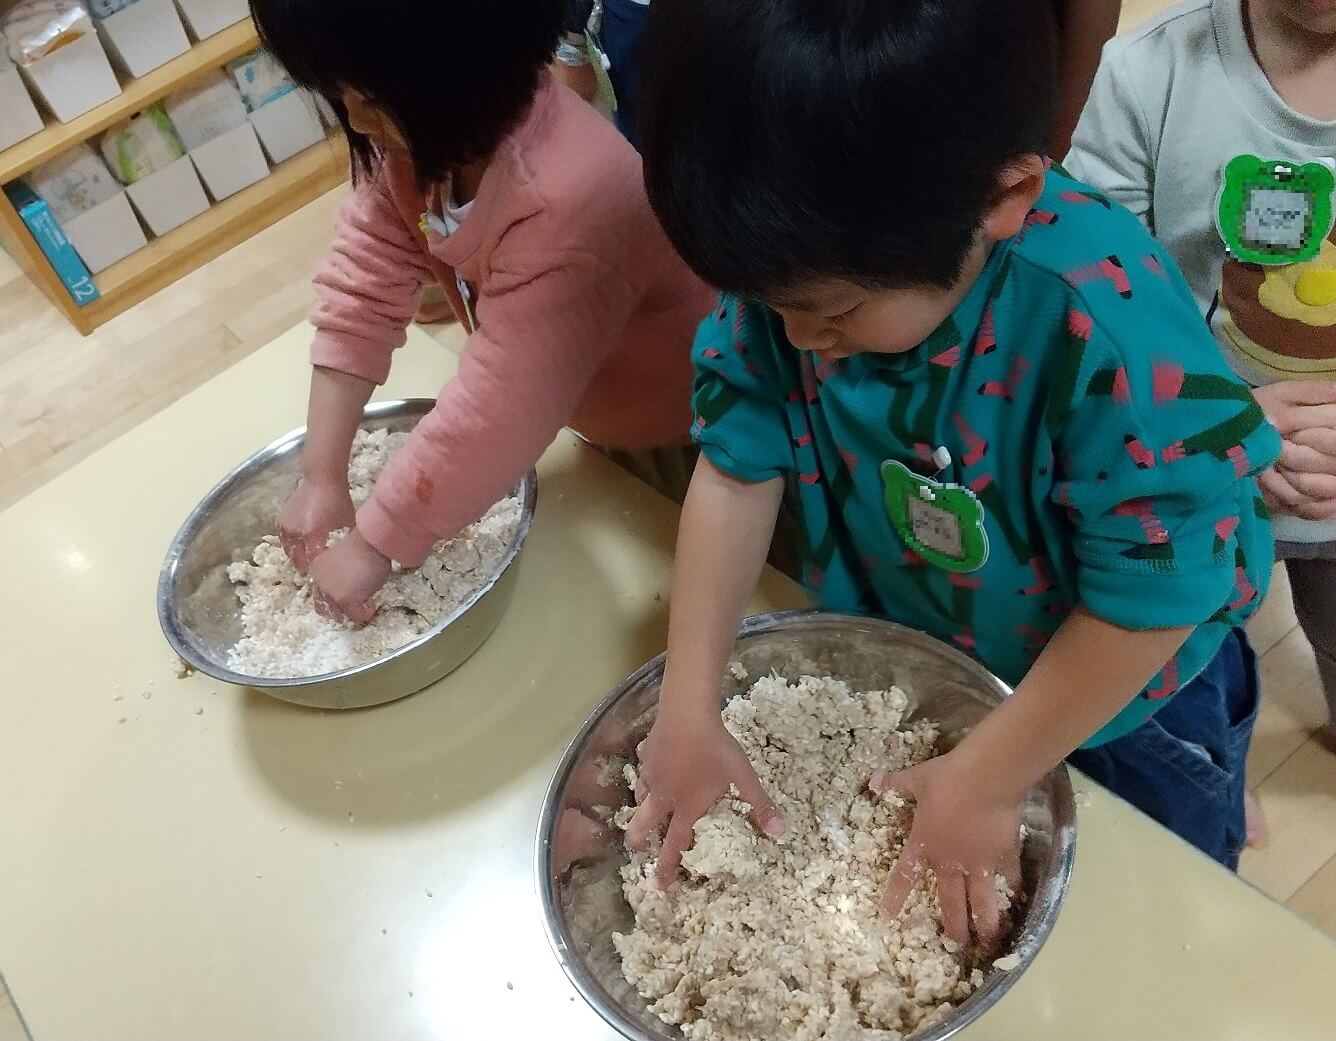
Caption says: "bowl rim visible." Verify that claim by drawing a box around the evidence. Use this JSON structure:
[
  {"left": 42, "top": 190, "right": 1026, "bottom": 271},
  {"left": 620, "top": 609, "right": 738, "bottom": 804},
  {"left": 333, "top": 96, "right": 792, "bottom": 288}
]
[
  {"left": 156, "top": 398, "right": 538, "bottom": 689},
  {"left": 535, "top": 609, "right": 1077, "bottom": 1041}
]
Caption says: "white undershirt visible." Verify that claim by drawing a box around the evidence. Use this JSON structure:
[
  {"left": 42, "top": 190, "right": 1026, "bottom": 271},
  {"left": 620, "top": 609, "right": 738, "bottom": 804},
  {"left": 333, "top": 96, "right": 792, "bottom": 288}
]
[
  {"left": 426, "top": 179, "right": 478, "bottom": 326},
  {"left": 441, "top": 195, "right": 473, "bottom": 236}
]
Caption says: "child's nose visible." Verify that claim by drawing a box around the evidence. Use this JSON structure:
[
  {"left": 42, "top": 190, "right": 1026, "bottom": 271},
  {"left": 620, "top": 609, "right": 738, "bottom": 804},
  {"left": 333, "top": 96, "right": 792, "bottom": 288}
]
[{"left": 781, "top": 312, "right": 837, "bottom": 352}]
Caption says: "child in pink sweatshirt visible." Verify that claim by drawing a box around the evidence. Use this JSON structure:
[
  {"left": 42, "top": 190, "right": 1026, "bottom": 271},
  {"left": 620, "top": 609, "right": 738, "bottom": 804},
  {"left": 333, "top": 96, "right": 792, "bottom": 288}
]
[{"left": 250, "top": 0, "right": 712, "bottom": 622}]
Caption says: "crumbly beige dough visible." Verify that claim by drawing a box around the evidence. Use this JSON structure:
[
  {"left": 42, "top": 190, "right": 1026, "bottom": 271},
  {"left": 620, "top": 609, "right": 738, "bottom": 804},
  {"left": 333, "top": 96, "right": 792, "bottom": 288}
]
[
  {"left": 612, "top": 673, "right": 1009, "bottom": 1041},
  {"left": 226, "top": 429, "right": 521, "bottom": 678}
]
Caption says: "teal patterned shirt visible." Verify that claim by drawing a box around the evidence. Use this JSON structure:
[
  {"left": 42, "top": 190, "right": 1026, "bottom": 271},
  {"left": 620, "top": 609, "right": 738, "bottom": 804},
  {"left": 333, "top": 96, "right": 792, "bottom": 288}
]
[{"left": 692, "top": 168, "right": 1281, "bottom": 746}]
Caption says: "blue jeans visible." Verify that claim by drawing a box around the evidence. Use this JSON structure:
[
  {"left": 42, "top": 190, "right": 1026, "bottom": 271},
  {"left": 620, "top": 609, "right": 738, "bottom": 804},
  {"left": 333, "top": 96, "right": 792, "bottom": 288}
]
[
  {"left": 1067, "top": 628, "right": 1260, "bottom": 870},
  {"left": 601, "top": 0, "right": 648, "bottom": 148}
]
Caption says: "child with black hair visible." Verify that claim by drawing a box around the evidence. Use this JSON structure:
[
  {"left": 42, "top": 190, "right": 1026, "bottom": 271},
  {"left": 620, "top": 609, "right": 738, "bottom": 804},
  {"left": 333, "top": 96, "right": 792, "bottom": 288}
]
[
  {"left": 248, "top": 0, "right": 712, "bottom": 622},
  {"left": 627, "top": 0, "right": 1282, "bottom": 948}
]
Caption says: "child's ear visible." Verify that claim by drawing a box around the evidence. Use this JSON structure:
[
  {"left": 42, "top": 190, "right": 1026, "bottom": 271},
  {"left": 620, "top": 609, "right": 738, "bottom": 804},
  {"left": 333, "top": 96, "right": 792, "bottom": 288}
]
[{"left": 982, "top": 155, "right": 1047, "bottom": 241}]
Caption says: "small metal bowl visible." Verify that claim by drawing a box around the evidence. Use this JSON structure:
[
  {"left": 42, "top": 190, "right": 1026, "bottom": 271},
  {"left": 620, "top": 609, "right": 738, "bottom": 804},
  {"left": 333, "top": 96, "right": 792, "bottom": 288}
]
[
  {"left": 538, "top": 610, "right": 1076, "bottom": 1041},
  {"left": 157, "top": 399, "right": 537, "bottom": 709}
]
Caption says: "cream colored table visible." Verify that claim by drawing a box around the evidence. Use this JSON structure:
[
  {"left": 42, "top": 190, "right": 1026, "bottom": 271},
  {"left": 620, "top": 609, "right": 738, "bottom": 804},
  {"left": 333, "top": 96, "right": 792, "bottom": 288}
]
[{"left": 1, "top": 325, "right": 1333, "bottom": 1041}]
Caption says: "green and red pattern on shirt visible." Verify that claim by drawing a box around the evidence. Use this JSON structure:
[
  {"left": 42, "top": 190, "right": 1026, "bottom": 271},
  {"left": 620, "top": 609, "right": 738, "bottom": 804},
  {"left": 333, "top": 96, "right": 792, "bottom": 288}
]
[{"left": 691, "top": 167, "right": 1280, "bottom": 746}]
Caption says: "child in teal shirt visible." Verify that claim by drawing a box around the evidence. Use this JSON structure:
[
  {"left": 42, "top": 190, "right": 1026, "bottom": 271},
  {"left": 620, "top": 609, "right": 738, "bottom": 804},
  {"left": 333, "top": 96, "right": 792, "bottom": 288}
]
[{"left": 626, "top": 0, "right": 1281, "bottom": 949}]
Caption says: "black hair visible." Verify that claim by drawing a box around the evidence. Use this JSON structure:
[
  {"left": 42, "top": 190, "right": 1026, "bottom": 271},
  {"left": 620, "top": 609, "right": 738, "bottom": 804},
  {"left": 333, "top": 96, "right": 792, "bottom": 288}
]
[
  {"left": 563, "top": 0, "right": 595, "bottom": 34},
  {"left": 250, "top": 0, "right": 567, "bottom": 186},
  {"left": 638, "top": 0, "right": 1058, "bottom": 297}
]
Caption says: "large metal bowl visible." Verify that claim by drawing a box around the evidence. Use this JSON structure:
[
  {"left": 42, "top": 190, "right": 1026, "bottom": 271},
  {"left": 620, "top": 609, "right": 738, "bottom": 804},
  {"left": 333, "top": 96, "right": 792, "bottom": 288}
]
[
  {"left": 157, "top": 399, "right": 537, "bottom": 709},
  {"left": 538, "top": 610, "right": 1076, "bottom": 1041}
]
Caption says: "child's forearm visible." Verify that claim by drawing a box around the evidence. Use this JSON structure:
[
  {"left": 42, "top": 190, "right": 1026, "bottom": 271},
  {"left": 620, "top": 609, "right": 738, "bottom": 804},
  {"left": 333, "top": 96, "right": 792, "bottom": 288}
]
[
  {"left": 300, "top": 366, "right": 376, "bottom": 483},
  {"left": 1050, "top": 0, "right": 1121, "bottom": 158},
  {"left": 659, "top": 459, "right": 786, "bottom": 720},
  {"left": 951, "top": 607, "right": 1191, "bottom": 800}
]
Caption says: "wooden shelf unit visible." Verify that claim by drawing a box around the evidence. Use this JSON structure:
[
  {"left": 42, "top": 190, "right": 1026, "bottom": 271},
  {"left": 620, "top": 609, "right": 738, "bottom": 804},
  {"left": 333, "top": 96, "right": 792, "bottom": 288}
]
[
  {"left": 0, "top": 21, "right": 260, "bottom": 183},
  {"left": 84, "top": 134, "right": 348, "bottom": 328},
  {"left": 0, "top": 17, "right": 348, "bottom": 335}
]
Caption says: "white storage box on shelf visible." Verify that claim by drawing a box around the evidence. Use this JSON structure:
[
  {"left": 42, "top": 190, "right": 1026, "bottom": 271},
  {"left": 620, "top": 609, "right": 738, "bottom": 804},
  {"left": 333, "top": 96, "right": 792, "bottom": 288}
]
[
  {"left": 250, "top": 90, "right": 323, "bottom": 164},
  {"left": 19, "top": 32, "right": 120, "bottom": 122},
  {"left": 174, "top": 0, "right": 248, "bottom": 40},
  {"left": 163, "top": 69, "right": 245, "bottom": 149},
  {"left": 189, "top": 121, "right": 268, "bottom": 201},
  {"left": 96, "top": 0, "right": 190, "bottom": 78},
  {"left": 63, "top": 191, "right": 147, "bottom": 273},
  {"left": 0, "top": 66, "right": 44, "bottom": 151},
  {"left": 125, "top": 154, "right": 208, "bottom": 235}
]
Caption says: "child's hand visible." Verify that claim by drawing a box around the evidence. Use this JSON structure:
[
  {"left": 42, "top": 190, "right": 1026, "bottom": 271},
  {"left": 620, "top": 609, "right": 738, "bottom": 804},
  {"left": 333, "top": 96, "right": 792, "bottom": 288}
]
[
  {"left": 1260, "top": 464, "right": 1336, "bottom": 521},
  {"left": 871, "top": 749, "right": 1022, "bottom": 950},
  {"left": 278, "top": 478, "right": 356, "bottom": 571},
  {"left": 626, "top": 705, "right": 785, "bottom": 889},
  {"left": 1254, "top": 382, "right": 1336, "bottom": 519},
  {"left": 307, "top": 529, "right": 392, "bottom": 624}
]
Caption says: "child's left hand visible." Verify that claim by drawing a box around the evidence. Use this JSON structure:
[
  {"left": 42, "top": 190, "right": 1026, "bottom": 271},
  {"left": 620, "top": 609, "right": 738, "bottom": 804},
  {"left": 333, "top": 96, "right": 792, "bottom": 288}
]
[
  {"left": 1254, "top": 381, "right": 1336, "bottom": 519},
  {"left": 871, "top": 748, "right": 1022, "bottom": 950},
  {"left": 307, "top": 529, "right": 392, "bottom": 624}
]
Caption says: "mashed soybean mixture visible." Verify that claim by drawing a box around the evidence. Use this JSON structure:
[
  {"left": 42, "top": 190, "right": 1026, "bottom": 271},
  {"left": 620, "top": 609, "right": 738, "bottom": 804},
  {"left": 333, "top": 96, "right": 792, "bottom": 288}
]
[
  {"left": 226, "top": 429, "right": 521, "bottom": 678},
  {"left": 613, "top": 672, "right": 1012, "bottom": 1041}
]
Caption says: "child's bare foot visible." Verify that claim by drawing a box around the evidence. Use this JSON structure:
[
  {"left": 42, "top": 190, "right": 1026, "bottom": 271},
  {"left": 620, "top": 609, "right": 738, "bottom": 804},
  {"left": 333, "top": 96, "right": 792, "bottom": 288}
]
[{"left": 1244, "top": 790, "right": 1268, "bottom": 848}]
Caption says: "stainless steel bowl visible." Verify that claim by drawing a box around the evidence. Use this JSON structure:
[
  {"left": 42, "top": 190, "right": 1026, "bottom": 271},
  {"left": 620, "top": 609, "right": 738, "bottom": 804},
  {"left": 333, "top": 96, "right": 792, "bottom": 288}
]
[
  {"left": 538, "top": 610, "right": 1076, "bottom": 1041},
  {"left": 157, "top": 399, "right": 537, "bottom": 709}
]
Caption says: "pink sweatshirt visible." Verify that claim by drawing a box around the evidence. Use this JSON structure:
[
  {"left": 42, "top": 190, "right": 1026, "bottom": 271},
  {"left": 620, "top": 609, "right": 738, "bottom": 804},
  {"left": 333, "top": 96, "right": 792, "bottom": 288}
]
[{"left": 310, "top": 74, "right": 713, "bottom": 567}]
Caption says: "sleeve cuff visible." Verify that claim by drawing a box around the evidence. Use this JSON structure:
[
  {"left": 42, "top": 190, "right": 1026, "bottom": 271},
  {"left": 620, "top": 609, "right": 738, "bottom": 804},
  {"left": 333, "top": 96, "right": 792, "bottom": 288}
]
[
  {"left": 310, "top": 329, "right": 394, "bottom": 386},
  {"left": 1077, "top": 557, "right": 1238, "bottom": 631},
  {"left": 357, "top": 496, "right": 438, "bottom": 569},
  {"left": 696, "top": 440, "right": 787, "bottom": 485}
]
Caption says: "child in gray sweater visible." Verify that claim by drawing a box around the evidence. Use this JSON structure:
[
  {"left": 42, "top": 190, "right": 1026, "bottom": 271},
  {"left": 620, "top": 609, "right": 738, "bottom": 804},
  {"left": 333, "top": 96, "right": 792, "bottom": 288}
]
[{"left": 1068, "top": 0, "right": 1336, "bottom": 730}]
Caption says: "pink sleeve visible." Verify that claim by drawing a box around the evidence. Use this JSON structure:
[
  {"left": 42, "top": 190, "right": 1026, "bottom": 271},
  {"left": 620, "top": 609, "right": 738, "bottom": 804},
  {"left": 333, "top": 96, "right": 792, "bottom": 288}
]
[
  {"left": 309, "top": 171, "right": 433, "bottom": 385},
  {"left": 356, "top": 251, "right": 638, "bottom": 565}
]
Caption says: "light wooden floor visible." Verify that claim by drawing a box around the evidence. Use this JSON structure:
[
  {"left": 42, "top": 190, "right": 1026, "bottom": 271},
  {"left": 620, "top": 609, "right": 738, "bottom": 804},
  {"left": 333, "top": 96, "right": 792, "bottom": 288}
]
[{"left": 0, "top": 0, "right": 1332, "bottom": 1030}]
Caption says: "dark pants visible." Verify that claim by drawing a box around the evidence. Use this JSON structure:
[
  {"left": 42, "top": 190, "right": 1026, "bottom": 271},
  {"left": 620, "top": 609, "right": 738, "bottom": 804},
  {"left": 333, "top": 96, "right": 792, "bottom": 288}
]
[
  {"left": 602, "top": 444, "right": 803, "bottom": 579},
  {"left": 1067, "top": 628, "right": 1260, "bottom": 870},
  {"left": 601, "top": 0, "right": 649, "bottom": 148}
]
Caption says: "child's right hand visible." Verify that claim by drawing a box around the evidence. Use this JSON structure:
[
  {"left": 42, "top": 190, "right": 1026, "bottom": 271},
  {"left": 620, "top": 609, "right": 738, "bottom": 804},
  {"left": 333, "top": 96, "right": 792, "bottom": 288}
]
[
  {"left": 626, "top": 703, "right": 786, "bottom": 889},
  {"left": 278, "top": 477, "right": 356, "bottom": 571}
]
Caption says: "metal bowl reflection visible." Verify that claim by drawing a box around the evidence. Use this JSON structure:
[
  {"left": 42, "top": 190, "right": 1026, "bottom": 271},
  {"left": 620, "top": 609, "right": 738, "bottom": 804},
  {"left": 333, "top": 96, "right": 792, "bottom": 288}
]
[
  {"left": 538, "top": 610, "right": 1076, "bottom": 1041},
  {"left": 157, "top": 399, "right": 536, "bottom": 709}
]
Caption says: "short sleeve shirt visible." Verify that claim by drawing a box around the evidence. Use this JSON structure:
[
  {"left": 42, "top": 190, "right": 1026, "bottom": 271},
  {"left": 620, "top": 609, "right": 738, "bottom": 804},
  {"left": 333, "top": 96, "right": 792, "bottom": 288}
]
[{"left": 691, "top": 167, "right": 1281, "bottom": 746}]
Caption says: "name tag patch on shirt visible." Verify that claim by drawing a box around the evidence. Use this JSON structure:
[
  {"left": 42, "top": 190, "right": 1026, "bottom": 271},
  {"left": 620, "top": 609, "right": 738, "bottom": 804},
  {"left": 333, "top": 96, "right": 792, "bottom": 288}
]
[
  {"left": 1216, "top": 155, "right": 1336, "bottom": 266},
  {"left": 881, "top": 460, "right": 989, "bottom": 573}
]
